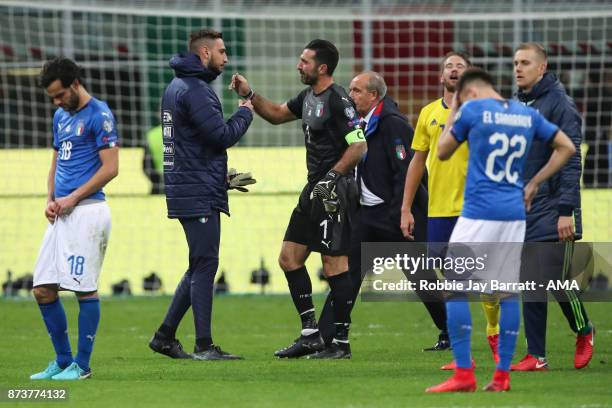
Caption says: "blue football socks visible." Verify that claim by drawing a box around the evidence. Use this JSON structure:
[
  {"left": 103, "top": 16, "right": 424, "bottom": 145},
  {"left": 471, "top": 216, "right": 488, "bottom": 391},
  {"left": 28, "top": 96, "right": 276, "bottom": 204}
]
[
  {"left": 498, "top": 295, "right": 520, "bottom": 371},
  {"left": 446, "top": 295, "right": 473, "bottom": 369},
  {"left": 38, "top": 298, "right": 73, "bottom": 369},
  {"left": 75, "top": 298, "right": 100, "bottom": 371}
]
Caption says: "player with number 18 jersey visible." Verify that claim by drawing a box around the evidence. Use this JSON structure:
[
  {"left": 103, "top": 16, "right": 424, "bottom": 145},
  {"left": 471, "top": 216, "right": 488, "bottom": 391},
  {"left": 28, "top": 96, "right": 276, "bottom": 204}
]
[
  {"left": 52, "top": 99, "right": 118, "bottom": 200},
  {"left": 31, "top": 57, "right": 119, "bottom": 382}
]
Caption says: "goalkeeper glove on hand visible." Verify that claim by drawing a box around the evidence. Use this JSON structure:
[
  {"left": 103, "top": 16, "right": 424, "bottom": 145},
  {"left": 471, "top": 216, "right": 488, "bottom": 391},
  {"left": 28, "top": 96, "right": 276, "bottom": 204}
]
[
  {"left": 310, "top": 169, "right": 341, "bottom": 201},
  {"left": 227, "top": 168, "right": 256, "bottom": 192}
]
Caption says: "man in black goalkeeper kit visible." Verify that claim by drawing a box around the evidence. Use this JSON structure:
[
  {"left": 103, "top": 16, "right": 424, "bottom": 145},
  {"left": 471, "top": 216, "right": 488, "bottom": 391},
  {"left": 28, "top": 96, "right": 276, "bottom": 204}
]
[{"left": 231, "top": 39, "right": 366, "bottom": 359}]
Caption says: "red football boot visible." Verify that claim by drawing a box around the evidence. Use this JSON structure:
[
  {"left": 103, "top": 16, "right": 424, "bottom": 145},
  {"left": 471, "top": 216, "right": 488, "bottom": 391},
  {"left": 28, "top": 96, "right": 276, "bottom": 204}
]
[
  {"left": 441, "top": 359, "right": 475, "bottom": 370},
  {"left": 426, "top": 368, "right": 476, "bottom": 393},
  {"left": 574, "top": 327, "right": 594, "bottom": 369},
  {"left": 510, "top": 354, "right": 548, "bottom": 371},
  {"left": 483, "top": 369, "right": 510, "bottom": 392}
]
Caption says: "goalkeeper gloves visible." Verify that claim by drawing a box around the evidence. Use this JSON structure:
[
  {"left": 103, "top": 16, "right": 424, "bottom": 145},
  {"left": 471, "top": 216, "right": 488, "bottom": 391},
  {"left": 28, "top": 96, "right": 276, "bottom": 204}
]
[
  {"left": 310, "top": 169, "right": 341, "bottom": 201},
  {"left": 227, "top": 168, "right": 256, "bottom": 192}
]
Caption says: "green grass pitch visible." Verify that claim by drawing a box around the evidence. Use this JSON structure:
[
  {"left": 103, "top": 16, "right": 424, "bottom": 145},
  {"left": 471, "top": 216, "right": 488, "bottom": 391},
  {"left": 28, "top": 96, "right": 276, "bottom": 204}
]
[{"left": 1, "top": 295, "right": 610, "bottom": 407}]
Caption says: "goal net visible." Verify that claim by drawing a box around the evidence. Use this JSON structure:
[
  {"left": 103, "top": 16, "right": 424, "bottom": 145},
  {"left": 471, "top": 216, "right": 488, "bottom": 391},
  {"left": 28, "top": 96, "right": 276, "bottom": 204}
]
[{"left": 1, "top": 0, "right": 610, "bottom": 294}]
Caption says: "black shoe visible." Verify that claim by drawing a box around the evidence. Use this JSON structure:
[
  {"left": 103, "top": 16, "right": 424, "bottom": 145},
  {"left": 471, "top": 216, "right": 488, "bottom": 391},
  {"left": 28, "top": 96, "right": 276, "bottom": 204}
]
[
  {"left": 192, "top": 344, "right": 243, "bottom": 361},
  {"left": 307, "top": 341, "right": 351, "bottom": 359},
  {"left": 149, "top": 333, "right": 192, "bottom": 359},
  {"left": 274, "top": 332, "right": 325, "bottom": 358},
  {"left": 423, "top": 332, "right": 451, "bottom": 351}
]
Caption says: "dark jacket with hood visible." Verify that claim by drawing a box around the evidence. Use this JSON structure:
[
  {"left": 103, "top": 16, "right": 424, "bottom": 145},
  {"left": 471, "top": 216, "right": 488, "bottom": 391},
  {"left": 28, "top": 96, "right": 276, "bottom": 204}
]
[
  {"left": 517, "top": 72, "right": 582, "bottom": 241},
  {"left": 357, "top": 95, "right": 428, "bottom": 241},
  {"left": 161, "top": 52, "right": 253, "bottom": 218}
]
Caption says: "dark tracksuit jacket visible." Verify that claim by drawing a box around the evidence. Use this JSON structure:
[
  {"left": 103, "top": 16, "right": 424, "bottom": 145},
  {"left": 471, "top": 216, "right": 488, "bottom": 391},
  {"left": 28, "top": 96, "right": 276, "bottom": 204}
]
[
  {"left": 160, "top": 52, "right": 253, "bottom": 316},
  {"left": 161, "top": 52, "right": 252, "bottom": 219},
  {"left": 518, "top": 72, "right": 583, "bottom": 242},
  {"left": 357, "top": 95, "right": 428, "bottom": 241},
  {"left": 517, "top": 72, "right": 590, "bottom": 355}
]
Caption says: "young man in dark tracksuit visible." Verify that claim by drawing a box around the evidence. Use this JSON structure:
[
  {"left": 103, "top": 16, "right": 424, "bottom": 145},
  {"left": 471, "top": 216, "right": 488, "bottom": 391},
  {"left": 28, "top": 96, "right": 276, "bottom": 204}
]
[
  {"left": 149, "top": 28, "right": 254, "bottom": 360},
  {"left": 319, "top": 71, "right": 447, "bottom": 350},
  {"left": 511, "top": 42, "right": 594, "bottom": 371}
]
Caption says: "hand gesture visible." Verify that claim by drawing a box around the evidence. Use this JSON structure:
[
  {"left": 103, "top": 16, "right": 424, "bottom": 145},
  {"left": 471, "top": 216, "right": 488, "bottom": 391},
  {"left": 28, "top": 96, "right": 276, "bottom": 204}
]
[{"left": 230, "top": 73, "right": 251, "bottom": 98}]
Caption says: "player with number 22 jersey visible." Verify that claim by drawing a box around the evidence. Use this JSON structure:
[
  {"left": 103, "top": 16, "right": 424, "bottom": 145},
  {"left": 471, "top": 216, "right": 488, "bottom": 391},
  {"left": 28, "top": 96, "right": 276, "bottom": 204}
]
[
  {"left": 427, "top": 68, "right": 575, "bottom": 394},
  {"left": 453, "top": 98, "right": 558, "bottom": 221}
]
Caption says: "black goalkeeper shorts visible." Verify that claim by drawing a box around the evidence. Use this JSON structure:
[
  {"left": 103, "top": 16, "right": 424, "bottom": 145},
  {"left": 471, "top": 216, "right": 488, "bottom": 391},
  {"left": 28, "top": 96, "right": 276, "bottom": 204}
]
[{"left": 283, "top": 181, "right": 355, "bottom": 256}]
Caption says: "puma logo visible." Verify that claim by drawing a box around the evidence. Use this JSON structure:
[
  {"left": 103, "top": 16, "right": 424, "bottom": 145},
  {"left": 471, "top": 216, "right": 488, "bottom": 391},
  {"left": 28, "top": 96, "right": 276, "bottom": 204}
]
[
  {"left": 86, "top": 334, "right": 96, "bottom": 342},
  {"left": 321, "top": 240, "right": 331, "bottom": 249}
]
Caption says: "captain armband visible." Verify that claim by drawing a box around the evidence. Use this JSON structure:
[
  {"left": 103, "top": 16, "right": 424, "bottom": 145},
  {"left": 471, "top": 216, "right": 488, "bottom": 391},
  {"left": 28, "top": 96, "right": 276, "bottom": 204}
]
[{"left": 344, "top": 128, "right": 365, "bottom": 145}]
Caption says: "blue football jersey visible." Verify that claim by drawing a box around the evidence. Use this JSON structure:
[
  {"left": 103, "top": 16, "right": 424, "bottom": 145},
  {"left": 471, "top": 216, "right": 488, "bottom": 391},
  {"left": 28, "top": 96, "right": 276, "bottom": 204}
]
[
  {"left": 451, "top": 98, "right": 558, "bottom": 221},
  {"left": 52, "top": 98, "right": 118, "bottom": 200}
]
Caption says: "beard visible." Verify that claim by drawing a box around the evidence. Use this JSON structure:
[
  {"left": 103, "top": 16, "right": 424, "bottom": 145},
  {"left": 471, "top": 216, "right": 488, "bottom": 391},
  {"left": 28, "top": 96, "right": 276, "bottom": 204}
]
[
  {"left": 299, "top": 70, "right": 318, "bottom": 85},
  {"left": 63, "top": 91, "right": 81, "bottom": 114},
  {"left": 208, "top": 61, "right": 224, "bottom": 75},
  {"left": 443, "top": 80, "right": 456, "bottom": 93}
]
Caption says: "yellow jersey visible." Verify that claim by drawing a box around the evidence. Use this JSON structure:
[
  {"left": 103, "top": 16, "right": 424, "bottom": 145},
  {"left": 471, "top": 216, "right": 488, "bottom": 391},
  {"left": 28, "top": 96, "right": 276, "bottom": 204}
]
[{"left": 411, "top": 98, "right": 468, "bottom": 217}]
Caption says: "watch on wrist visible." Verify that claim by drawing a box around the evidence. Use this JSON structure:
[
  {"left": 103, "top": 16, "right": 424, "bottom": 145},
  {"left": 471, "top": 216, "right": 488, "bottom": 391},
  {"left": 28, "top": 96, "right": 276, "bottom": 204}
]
[{"left": 242, "top": 88, "right": 255, "bottom": 100}]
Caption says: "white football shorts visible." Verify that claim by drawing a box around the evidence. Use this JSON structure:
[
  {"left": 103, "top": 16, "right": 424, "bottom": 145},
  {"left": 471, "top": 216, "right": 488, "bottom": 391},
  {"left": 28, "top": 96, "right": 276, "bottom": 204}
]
[
  {"left": 447, "top": 216, "right": 525, "bottom": 293},
  {"left": 33, "top": 200, "right": 111, "bottom": 292}
]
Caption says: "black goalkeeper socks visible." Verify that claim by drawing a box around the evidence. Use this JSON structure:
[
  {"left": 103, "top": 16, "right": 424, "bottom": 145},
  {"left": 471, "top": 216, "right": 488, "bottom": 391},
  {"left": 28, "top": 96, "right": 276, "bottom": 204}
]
[
  {"left": 334, "top": 323, "right": 350, "bottom": 342},
  {"left": 327, "top": 271, "right": 354, "bottom": 332},
  {"left": 300, "top": 310, "right": 318, "bottom": 331},
  {"left": 285, "top": 266, "right": 315, "bottom": 318}
]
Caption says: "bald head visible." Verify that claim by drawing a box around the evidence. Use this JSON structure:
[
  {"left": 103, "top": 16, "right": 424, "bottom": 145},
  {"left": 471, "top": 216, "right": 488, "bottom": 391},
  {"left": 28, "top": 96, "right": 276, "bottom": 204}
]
[
  {"left": 362, "top": 71, "right": 387, "bottom": 100},
  {"left": 349, "top": 71, "right": 387, "bottom": 117}
]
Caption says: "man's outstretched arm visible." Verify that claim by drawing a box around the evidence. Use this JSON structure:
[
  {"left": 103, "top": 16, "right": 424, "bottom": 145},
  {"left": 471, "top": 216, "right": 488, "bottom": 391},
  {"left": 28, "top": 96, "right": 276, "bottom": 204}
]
[{"left": 230, "top": 73, "right": 297, "bottom": 125}]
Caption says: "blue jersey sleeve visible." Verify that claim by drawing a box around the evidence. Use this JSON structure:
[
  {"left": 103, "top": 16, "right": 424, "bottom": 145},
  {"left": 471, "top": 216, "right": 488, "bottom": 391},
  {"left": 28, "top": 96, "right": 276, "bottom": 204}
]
[
  {"left": 532, "top": 109, "right": 558, "bottom": 144},
  {"left": 91, "top": 110, "right": 119, "bottom": 149},
  {"left": 450, "top": 101, "right": 477, "bottom": 143}
]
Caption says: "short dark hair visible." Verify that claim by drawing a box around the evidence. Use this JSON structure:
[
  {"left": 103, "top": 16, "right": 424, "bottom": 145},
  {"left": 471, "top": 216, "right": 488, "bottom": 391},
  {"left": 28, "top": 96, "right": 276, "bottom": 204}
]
[
  {"left": 189, "top": 28, "right": 223, "bottom": 53},
  {"left": 304, "top": 39, "right": 339, "bottom": 76},
  {"left": 39, "top": 57, "right": 82, "bottom": 89},
  {"left": 456, "top": 67, "right": 494, "bottom": 94},
  {"left": 515, "top": 42, "right": 548, "bottom": 61},
  {"left": 440, "top": 51, "right": 472, "bottom": 71}
]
